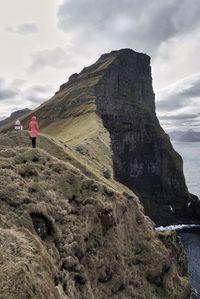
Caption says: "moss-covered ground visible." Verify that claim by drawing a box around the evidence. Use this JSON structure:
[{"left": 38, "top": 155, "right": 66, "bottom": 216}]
[{"left": 0, "top": 131, "right": 194, "bottom": 298}]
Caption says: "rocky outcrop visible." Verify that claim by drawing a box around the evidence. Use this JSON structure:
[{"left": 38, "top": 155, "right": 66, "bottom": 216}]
[{"left": 0, "top": 131, "right": 194, "bottom": 298}]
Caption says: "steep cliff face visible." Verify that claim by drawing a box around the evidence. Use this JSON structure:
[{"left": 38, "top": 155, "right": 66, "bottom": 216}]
[
  {"left": 0, "top": 131, "right": 194, "bottom": 298},
  {"left": 93, "top": 49, "right": 200, "bottom": 225}
]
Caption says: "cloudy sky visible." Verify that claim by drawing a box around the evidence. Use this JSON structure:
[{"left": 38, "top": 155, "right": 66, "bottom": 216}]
[{"left": 0, "top": 0, "right": 200, "bottom": 131}]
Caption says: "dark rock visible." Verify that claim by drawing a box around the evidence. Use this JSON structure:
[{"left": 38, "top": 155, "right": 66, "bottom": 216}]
[
  {"left": 61, "top": 256, "right": 79, "bottom": 271},
  {"left": 104, "top": 186, "right": 114, "bottom": 197},
  {"left": 98, "top": 267, "right": 113, "bottom": 283},
  {"left": 137, "top": 217, "right": 144, "bottom": 225},
  {"left": 30, "top": 212, "right": 54, "bottom": 239},
  {"left": 75, "top": 145, "right": 89, "bottom": 156},
  {"left": 98, "top": 208, "right": 116, "bottom": 232},
  {"left": 94, "top": 49, "right": 200, "bottom": 226},
  {"left": 74, "top": 274, "right": 86, "bottom": 285},
  {"left": 103, "top": 169, "right": 111, "bottom": 179},
  {"left": 91, "top": 183, "right": 99, "bottom": 192}
]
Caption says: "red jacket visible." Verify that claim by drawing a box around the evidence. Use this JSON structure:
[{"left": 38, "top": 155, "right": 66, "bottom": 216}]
[{"left": 28, "top": 116, "right": 39, "bottom": 138}]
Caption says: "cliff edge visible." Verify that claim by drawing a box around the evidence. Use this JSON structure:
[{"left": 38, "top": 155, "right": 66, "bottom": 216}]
[
  {"left": 8, "top": 48, "right": 200, "bottom": 226},
  {"left": 0, "top": 131, "right": 195, "bottom": 298},
  {"left": 0, "top": 49, "right": 198, "bottom": 298}
]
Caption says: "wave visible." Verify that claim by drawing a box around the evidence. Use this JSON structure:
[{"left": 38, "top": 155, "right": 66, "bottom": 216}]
[{"left": 155, "top": 224, "right": 200, "bottom": 232}]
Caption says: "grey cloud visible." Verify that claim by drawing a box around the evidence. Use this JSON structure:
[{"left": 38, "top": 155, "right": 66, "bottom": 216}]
[
  {"left": 190, "top": 123, "right": 200, "bottom": 128},
  {"left": 156, "top": 74, "right": 200, "bottom": 112},
  {"left": 156, "top": 74, "right": 200, "bottom": 130},
  {"left": 159, "top": 115, "right": 200, "bottom": 131},
  {"left": 0, "top": 78, "right": 53, "bottom": 118},
  {"left": 0, "top": 79, "right": 19, "bottom": 100},
  {"left": 23, "top": 85, "right": 53, "bottom": 104},
  {"left": 156, "top": 94, "right": 187, "bottom": 111},
  {"left": 57, "top": 0, "right": 200, "bottom": 55},
  {"left": 156, "top": 100, "right": 200, "bottom": 130},
  {"left": 0, "top": 78, "right": 6, "bottom": 87},
  {"left": 0, "top": 115, "right": 7, "bottom": 121},
  {"left": 29, "top": 47, "right": 75, "bottom": 71},
  {"left": 0, "top": 89, "right": 18, "bottom": 100},
  {"left": 5, "top": 23, "right": 38, "bottom": 35},
  {"left": 11, "top": 79, "right": 27, "bottom": 88},
  {"left": 178, "top": 83, "right": 200, "bottom": 98},
  {"left": 159, "top": 113, "right": 200, "bottom": 121},
  {"left": 0, "top": 68, "right": 56, "bottom": 118}
]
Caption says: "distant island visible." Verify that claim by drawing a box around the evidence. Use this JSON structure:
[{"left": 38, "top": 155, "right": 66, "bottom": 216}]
[{"left": 169, "top": 129, "right": 200, "bottom": 142}]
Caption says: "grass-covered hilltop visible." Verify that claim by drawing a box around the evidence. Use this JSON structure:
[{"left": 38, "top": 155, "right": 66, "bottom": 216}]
[
  {"left": 2, "top": 48, "right": 199, "bottom": 226},
  {"left": 0, "top": 49, "right": 198, "bottom": 298}
]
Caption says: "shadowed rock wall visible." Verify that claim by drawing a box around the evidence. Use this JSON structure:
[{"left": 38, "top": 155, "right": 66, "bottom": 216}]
[{"left": 95, "top": 49, "right": 199, "bottom": 225}]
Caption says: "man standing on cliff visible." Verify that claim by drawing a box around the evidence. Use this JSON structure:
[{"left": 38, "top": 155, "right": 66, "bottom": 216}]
[{"left": 28, "top": 116, "right": 39, "bottom": 148}]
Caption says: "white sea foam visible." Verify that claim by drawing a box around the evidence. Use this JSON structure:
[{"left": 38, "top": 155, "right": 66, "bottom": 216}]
[{"left": 155, "top": 224, "right": 200, "bottom": 232}]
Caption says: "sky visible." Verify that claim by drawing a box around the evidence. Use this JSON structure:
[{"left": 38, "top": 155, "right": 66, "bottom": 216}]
[{"left": 0, "top": 0, "right": 200, "bottom": 131}]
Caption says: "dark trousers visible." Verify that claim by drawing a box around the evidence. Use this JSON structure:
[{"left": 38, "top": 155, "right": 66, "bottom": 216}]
[{"left": 32, "top": 137, "right": 37, "bottom": 148}]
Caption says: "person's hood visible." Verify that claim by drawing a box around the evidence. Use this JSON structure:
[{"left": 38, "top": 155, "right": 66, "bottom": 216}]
[{"left": 31, "top": 116, "right": 37, "bottom": 121}]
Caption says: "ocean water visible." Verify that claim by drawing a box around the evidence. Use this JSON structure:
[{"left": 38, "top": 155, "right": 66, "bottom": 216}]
[
  {"left": 171, "top": 142, "right": 200, "bottom": 297},
  {"left": 172, "top": 141, "right": 200, "bottom": 199}
]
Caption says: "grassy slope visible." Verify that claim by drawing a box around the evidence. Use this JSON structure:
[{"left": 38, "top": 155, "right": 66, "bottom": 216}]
[
  {"left": 0, "top": 51, "right": 195, "bottom": 298},
  {"left": 0, "top": 55, "right": 119, "bottom": 192},
  {"left": 0, "top": 131, "right": 193, "bottom": 298},
  {"left": 43, "top": 111, "right": 118, "bottom": 191}
]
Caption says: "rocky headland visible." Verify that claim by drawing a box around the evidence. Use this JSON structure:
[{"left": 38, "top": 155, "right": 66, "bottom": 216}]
[
  {"left": 8, "top": 48, "right": 199, "bottom": 226},
  {"left": 0, "top": 49, "right": 198, "bottom": 298}
]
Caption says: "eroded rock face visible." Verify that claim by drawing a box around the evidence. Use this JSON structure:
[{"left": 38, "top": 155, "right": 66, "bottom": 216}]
[{"left": 94, "top": 49, "right": 199, "bottom": 225}]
